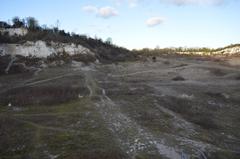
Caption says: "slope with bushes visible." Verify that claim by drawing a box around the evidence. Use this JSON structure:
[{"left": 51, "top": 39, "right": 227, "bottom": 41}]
[
  {"left": 0, "top": 17, "right": 136, "bottom": 63},
  {"left": 0, "top": 17, "right": 136, "bottom": 75}
]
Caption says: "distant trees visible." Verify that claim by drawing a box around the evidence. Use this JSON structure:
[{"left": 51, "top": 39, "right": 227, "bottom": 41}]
[
  {"left": 12, "top": 17, "right": 25, "bottom": 28},
  {"left": 134, "top": 46, "right": 218, "bottom": 57},
  {"left": 59, "top": 30, "right": 67, "bottom": 36},
  {"left": 133, "top": 47, "right": 176, "bottom": 56},
  {"left": 26, "top": 17, "right": 39, "bottom": 30},
  {"left": 2, "top": 16, "right": 114, "bottom": 47},
  {"left": 105, "top": 37, "right": 113, "bottom": 45},
  {"left": 1, "top": 16, "right": 121, "bottom": 47},
  {"left": 0, "top": 17, "right": 40, "bottom": 30}
]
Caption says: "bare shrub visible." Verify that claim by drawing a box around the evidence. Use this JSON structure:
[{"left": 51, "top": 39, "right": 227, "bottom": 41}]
[{"left": 172, "top": 76, "right": 185, "bottom": 81}]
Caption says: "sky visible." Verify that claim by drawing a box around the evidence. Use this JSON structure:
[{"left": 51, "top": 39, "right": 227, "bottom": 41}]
[{"left": 1, "top": 0, "right": 240, "bottom": 49}]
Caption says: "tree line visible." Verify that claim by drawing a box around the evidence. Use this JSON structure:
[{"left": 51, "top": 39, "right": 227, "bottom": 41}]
[{"left": 0, "top": 16, "right": 39, "bottom": 30}]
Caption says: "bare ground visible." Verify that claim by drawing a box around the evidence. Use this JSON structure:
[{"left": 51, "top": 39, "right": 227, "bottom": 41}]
[{"left": 0, "top": 56, "right": 240, "bottom": 159}]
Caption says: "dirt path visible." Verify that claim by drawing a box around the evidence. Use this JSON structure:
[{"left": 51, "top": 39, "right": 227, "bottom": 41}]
[
  {"left": 5, "top": 55, "right": 17, "bottom": 74},
  {"left": 84, "top": 69, "right": 186, "bottom": 159},
  {"left": 82, "top": 61, "right": 232, "bottom": 158}
]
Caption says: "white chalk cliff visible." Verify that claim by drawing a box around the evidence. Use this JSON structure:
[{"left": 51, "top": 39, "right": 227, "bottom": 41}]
[{"left": 0, "top": 41, "right": 94, "bottom": 58}]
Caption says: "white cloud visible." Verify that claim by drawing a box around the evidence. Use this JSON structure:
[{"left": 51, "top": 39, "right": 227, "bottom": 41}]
[
  {"left": 98, "top": 7, "right": 118, "bottom": 18},
  {"left": 82, "top": 5, "right": 118, "bottom": 19},
  {"left": 146, "top": 17, "right": 165, "bottom": 27},
  {"left": 82, "top": 5, "right": 98, "bottom": 13}
]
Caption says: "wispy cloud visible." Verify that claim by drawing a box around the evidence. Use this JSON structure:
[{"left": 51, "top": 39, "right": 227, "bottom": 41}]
[
  {"left": 128, "top": 0, "right": 140, "bottom": 7},
  {"left": 146, "top": 17, "right": 165, "bottom": 27},
  {"left": 98, "top": 7, "right": 118, "bottom": 18},
  {"left": 112, "top": 0, "right": 227, "bottom": 6},
  {"left": 82, "top": 5, "right": 98, "bottom": 13},
  {"left": 82, "top": 5, "right": 118, "bottom": 19},
  {"left": 165, "top": 0, "right": 225, "bottom": 6},
  {"left": 112, "top": 0, "right": 140, "bottom": 7}
]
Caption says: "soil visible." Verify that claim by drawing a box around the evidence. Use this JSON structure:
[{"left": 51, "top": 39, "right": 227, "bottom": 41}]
[{"left": 0, "top": 56, "right": 240, "bottom": 159}]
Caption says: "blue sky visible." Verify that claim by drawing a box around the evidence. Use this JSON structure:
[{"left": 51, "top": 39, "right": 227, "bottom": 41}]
[{"left": 1, "top": 0, "right": 240, "bottom": 49}]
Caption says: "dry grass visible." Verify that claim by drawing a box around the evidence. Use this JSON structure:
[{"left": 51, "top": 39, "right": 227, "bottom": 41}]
[{"left": 0, "top": 85, "right": 89, "bottom": 106}]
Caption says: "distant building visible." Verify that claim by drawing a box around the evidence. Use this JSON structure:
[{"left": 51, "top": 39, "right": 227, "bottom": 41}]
[{"left": 0, "top": 21, "right": 11, "bottom": 28}]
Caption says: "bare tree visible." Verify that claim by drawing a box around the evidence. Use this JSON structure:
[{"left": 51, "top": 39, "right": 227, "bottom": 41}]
[{"left": 26, "top": 17, "right": 39, "bottom": 30}]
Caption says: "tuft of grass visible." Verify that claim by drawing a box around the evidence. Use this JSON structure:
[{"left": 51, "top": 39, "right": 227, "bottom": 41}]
[{"left": 172, "top": 76, "right": 185, "bottom": 81}]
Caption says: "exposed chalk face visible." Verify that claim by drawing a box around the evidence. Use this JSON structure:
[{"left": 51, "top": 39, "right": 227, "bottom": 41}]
[
  {"left": 0, "top": 28, "right": 28, "bottom": 36},
  {"left": 176, "top": 46, "right": 240, "bottom": 56},
  {"left": 215, "top": 46, "right": 240, "bottom": 55},
  {"left": 0, "top": 41, "right": 94, "bottom": 58}
]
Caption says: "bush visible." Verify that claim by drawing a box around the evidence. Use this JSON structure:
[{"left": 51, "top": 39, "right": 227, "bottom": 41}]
[{"left": 12, "top": 17, "right": 25, "bottom": 28}]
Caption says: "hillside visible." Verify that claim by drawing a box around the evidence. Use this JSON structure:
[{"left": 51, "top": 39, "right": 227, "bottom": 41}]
[
  {"left": 1, "top": 19, "right": 240, "bottom": 76},
  {"left": 0, "top": 21, "right": 137, "bottom": 75}
]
